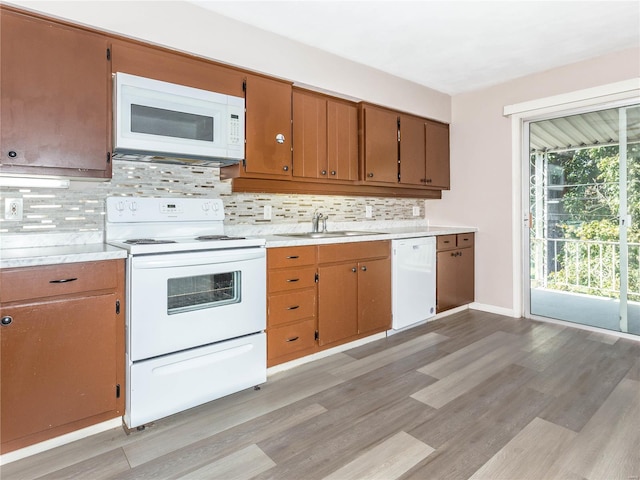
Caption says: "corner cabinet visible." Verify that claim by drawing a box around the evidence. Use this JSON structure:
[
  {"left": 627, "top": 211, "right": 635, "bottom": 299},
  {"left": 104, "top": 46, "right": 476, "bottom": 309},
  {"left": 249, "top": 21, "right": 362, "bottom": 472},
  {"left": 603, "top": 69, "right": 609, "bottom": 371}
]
[
  {"left": 436, "top": 233, "right": 474, "bottom": 312},
  {"left": 243, "top": 74, "right": 293, "bottom": 177},
  {"left": 317, "top": 241, "right": 391, "bottom": 346},
  {"left": 0, "top": 260, "right": 125, "bottom": 454},
  {"left": 0, "top": 7, "right": 112, "bottom": 179},
  {"left": 399, "top": 114, "right": 450, "bottom": 189}
]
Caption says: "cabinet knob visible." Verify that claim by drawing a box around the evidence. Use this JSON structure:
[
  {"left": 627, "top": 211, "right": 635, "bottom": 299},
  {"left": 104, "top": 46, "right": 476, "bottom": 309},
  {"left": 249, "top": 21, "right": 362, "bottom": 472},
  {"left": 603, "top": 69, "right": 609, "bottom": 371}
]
[
  {"left": 283, "top": 165, "right": 289, "bottom": 171},
  {"left": 361, "top": 266, "right": 367, "bottom": 272},
  {"left": 275, "top": 133, "right": 286, "bottom": 144},
  {"left": 8, "top": 150, "right": 17, "bottom": 158},
  {"left": 1, "top": 316, "right": 13, "bottom": 326},
  {"left": 367, "top": 172, "right": 374, "bottom": 178},
  {"left": 330, "top": 170, "right": 336, "bottom": 176},
  {"left": 321, "top": 170, "right": 327, "bottom": 175},
  {"left": 352, "top": 267, "right": 357, "bottom": 273}
]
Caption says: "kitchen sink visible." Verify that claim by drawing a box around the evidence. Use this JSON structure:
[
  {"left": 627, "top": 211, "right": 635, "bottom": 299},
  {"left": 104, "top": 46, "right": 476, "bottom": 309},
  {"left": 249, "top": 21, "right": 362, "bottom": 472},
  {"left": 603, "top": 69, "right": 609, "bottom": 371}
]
[{"left": 275, "top": 230, "right": 383, "bottom": 239}]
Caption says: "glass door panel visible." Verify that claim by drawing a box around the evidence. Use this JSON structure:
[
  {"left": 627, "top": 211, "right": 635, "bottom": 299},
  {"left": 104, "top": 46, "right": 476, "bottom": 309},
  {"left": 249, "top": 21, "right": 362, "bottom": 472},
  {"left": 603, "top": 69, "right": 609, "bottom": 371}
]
[{"left": 527, "top": 104, "right": 639, "bottom": 335}]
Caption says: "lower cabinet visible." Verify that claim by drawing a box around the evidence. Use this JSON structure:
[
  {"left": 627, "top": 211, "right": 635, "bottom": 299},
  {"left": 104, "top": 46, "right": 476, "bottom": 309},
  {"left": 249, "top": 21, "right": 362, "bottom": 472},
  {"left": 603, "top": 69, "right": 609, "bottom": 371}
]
[
  {"left": 0, "top": 259, "right": 125, "bottom": 454},
  {"left": 436, "top": 233, "right": 475, "bottom": 312},
  {"left": 267, "top": 246, "right": 318, "bottom": 366},
  {"left": 267, "top": 241, "right": 391, "bottom": 365},
  {"left": 317, "top": 241, "right": 391, "bottom": 347}
]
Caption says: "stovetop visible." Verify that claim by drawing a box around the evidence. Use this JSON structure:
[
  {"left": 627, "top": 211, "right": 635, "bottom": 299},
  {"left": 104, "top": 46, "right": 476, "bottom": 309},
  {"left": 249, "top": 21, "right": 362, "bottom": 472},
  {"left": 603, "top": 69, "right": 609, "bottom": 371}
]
[{"left": 105, "top": 197, "right": 265, "bottom": 254}]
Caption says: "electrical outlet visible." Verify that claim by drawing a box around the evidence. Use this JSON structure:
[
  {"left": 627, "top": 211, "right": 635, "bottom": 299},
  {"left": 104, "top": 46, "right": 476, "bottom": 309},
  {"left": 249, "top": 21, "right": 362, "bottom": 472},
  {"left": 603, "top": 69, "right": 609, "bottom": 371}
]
[
  {"left": 263, "top": 204, "right": 272, "bottom": 220},
  {"left": 4, "top": 198, "right": 23, "bottom": 221},
  {"left": 412, "top": 206, "right": 420, "bottom": 217},
  {"left": 365, "top": 205, "right": 373, "bottom": 218}
]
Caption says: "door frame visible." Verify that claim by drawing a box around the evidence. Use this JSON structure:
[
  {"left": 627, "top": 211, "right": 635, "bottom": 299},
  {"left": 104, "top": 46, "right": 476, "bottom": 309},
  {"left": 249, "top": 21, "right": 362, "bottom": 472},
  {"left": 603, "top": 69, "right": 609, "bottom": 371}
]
[{"left": 504, "top": 79, "right": 640, "bottom": 334}]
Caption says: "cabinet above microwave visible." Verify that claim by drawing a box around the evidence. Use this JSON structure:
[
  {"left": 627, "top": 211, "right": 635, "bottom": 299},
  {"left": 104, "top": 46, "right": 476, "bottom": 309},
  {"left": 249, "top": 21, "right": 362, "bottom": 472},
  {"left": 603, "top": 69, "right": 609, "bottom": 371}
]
[{"left": 113, "top": 72, "right": 245, "bottom": 166}]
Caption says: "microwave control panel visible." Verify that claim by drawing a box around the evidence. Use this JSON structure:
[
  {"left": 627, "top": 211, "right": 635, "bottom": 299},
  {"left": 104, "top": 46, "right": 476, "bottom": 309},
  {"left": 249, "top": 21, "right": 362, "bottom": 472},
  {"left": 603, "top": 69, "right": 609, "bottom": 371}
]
[{"left": 228, "top": 113, "right": 242, "bottom": 146}]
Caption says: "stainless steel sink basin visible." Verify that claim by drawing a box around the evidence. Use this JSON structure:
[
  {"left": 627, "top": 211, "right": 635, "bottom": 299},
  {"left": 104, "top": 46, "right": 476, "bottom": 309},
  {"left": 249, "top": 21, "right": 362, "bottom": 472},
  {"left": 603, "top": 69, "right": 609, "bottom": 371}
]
[{"left": 275, "top": 230, "right": 383, "bottom": 239}]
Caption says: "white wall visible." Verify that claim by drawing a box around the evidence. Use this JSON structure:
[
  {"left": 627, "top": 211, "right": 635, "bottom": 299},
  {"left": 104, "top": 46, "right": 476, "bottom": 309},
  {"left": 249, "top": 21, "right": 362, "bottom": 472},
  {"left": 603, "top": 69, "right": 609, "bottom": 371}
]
[
  {"left": 7, "top": 0, "right": 450, "bottom": 122},
  {"left": 427, "top": 47, "right": 640, "bottom": 313}
]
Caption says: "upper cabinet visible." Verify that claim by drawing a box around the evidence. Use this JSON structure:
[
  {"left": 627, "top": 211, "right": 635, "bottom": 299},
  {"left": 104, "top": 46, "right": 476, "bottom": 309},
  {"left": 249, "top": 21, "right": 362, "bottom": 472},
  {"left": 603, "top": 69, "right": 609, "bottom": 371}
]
[
  {"left": 0, "top": 8, "right": 112, "bottom": 179},
  {"left": 244, "top": 74, "right": 293, "bottom": 177},
  {"left": 110, "top": 40, "right": 245, "bottom": 97},
  {"left": 399, "top": 115, "right": 450, "bottom": 189},
  {"left": 359, "top": 103, "right": 399, "bottom": 184},
  {"left": 292, "top": 89, "right": 358, "bottom": 181}
]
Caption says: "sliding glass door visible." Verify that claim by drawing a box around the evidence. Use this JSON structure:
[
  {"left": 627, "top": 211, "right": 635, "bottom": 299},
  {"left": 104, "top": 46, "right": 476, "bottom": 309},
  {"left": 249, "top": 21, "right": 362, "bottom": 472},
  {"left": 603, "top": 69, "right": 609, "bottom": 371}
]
[{"left": 526, "top": 104, "right": 639, "bottom": 335}]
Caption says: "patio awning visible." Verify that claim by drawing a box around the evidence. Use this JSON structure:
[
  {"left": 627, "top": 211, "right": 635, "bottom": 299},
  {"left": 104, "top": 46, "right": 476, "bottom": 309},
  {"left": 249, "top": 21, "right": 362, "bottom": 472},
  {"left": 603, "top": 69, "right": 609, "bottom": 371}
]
[{"left": 529, "top": 105, "right": 640, "bottom": 153}]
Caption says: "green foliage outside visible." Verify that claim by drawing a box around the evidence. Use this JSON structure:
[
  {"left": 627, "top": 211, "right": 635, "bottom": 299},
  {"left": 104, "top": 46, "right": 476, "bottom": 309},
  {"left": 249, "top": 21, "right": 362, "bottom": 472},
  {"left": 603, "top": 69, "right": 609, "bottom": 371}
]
[{"left": 533, "top": 143, "right": 640, "bottom": 302}]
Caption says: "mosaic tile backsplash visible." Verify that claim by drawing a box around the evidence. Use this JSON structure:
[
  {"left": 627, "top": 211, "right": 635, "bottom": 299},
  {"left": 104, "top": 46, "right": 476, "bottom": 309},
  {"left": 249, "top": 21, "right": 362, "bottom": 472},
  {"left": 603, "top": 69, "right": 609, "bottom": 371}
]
[{"left": 0, "top": 160, "right": 426, "bottom": 244}]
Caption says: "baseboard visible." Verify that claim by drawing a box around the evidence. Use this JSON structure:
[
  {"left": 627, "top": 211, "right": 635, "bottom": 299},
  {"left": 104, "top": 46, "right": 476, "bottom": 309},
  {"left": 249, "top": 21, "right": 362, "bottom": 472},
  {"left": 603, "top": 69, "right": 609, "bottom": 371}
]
[
  {"left": 470, "top": 302, "right": 519, "bottom": 318},
  {"left": 0, "top": 417, "right": 123, "bottom": 465}
]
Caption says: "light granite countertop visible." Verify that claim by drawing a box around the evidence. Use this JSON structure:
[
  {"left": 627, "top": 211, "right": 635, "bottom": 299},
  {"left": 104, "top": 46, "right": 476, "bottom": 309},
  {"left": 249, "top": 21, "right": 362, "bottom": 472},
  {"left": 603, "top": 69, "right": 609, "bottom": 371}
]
[
  {"left": 0, "top": 222, "right": 476, "bottom": 268},
  {"left": 0, "top": 243, "right": 128, "bottom": 269}
]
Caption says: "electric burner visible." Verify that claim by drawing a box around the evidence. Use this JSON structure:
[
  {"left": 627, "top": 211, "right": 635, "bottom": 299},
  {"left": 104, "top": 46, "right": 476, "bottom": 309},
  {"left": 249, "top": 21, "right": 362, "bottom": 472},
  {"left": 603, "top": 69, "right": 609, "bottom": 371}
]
[
  {"left": 124, "top": 239, "right": 177, "bottom": 245},
  {"left": 195, "top": 235, "right": 246, "bottom": 241}
]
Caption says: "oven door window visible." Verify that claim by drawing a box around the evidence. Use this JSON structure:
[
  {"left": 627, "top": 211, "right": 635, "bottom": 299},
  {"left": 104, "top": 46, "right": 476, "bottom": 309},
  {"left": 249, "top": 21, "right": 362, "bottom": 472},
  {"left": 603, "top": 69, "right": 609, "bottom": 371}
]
[{"left": 167, "top": 271, "right": 240, "bottom": 314}]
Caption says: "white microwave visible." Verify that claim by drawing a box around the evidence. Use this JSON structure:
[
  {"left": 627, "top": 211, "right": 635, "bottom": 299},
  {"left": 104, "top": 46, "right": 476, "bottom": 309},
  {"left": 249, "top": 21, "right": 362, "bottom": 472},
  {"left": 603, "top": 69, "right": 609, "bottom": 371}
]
[{"left": 113, "top": 72, "right": 244, "bottom": 165}]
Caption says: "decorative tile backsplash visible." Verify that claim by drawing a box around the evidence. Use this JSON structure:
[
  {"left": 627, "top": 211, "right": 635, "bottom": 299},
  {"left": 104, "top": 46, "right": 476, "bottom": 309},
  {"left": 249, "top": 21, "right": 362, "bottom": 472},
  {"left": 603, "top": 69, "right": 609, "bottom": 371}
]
[{"left": 0, "top": 160, "right": 426, "bottom": 243}]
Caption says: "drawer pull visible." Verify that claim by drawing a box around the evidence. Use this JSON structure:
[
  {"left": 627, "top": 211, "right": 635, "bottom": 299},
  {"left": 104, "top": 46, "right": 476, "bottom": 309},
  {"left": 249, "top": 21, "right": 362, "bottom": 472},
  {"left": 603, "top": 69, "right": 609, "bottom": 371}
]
[
  {"left": 287, "top": 305, "right": 300, "bottom": 310},
  {"left": 286, "top": 336, "right": 299, "bottom": 342},
  {"left": 49, "top": 277, "right": 78, "bottom": 284},
  {"left": 286, "top": 255, "right": 299, "bottom": 259},
  {"left": 443, "top": 240, "right": 450, "bottom": 244},
  {"left": 286, "top": 278, "right": 300, "bottom": 283}
]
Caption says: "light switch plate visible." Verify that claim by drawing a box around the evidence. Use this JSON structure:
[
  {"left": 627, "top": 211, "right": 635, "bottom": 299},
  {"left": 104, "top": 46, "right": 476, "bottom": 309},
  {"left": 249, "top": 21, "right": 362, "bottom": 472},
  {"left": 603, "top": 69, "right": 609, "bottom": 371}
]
[{"left": 4, "top": 198, "right": 23, "bottom": 221}]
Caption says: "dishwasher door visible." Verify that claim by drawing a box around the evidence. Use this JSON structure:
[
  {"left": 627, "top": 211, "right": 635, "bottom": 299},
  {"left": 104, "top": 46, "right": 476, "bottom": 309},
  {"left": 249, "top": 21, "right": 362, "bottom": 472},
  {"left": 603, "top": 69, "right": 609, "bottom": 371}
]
[{"left": 392, "top": 236, "right": 436, "bottom": 330}]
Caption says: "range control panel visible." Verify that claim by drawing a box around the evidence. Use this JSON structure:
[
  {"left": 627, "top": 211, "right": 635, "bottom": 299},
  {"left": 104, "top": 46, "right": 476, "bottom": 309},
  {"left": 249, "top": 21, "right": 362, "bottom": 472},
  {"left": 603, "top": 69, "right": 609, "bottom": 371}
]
[{"left": 106, "top": 197, "right": 224, "bottom": 223}]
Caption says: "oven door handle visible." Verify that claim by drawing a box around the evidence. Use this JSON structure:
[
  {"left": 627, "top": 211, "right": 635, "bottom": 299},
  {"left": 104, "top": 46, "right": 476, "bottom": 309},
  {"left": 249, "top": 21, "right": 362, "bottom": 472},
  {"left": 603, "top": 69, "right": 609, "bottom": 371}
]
[{"left": 132, "top": 249, "right": 265, "bottom": 269}]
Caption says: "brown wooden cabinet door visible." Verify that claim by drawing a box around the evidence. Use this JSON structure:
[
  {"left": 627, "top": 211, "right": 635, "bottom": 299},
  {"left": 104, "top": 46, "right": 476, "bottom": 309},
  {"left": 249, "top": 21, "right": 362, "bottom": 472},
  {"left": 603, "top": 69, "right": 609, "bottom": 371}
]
[
  {"left": 245, "top": 74, "right": 292, "bottom": 177},
  {"left": 358, "top": 258, "right": 391, "bottom": 334},
  {"left": 399, "top": 114, "right": 426, "bottom": 186},
  {"left": 0, "top": 10, "right": 111, "bottom": 178},
  {"left": 425, "top": 120, "right": 450, "bottom": 189},
  {"left": 292, "top": 90, "right": 327, "bottom": 179},
  {"left": 361, "top": 105, "right": 398, "bottom": 183},
  {"left": 437, "top": 246, "right": 474, "bottom": 312},
  {"left": 327, "top": 99, "right": 358, "bottom": 181},
  {"left": 317, "top": 262, "right": 358, "bottom": 346},
  {"left": 0, "top": 294, "right": 118, "bottom": 445}
]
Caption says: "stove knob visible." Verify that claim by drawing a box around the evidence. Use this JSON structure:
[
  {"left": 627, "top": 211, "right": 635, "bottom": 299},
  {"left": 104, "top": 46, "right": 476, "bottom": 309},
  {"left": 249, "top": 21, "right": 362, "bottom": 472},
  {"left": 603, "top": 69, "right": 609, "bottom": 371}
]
[
  {"left": 116, "top": 201, "right": 125, "bottom": 212},
  {"left": 128, "top": 201, "right": 138, "bottom": 212},
  {"left": 212, "top": 202, "right": 220, "bottom": 211},
  {"left": 202, "top": 202, "right": 210, "bottom": 211}
]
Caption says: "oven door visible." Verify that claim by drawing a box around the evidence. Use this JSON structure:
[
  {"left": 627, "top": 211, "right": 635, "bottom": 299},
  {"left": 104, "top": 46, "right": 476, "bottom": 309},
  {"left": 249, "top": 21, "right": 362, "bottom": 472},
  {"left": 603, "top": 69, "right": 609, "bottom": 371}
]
[{"left": 128, "top": 247, "right": 265, "bottom": 361}]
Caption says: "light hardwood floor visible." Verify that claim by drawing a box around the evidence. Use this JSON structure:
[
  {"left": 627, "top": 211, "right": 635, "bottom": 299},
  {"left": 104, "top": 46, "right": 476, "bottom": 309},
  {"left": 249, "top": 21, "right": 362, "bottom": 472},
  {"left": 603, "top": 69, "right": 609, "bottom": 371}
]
[{"left": 3, "top": 310, "right": 639, "bottom": 480}]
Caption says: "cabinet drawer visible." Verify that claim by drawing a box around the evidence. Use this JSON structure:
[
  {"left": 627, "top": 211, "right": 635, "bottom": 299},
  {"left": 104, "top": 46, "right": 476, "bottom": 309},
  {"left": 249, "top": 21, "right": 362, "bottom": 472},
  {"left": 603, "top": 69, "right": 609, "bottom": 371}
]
[
  {"left": 268, "top": 266, "right": 317, "bottom": 293},
  {"left": 437, "top": 235, "right": 457, "bottom": 251},
  {"left": 268, "top": 318, "right": 316, "bottom": 360},
  {"left": 0, "top": 260, "right": 119, "bottom": 303},
  {"left": 457, "top": 233, "right": 474, "bottom": 248},
  {"left": 268, "top": 246, "right": 317, "bottom": 268},
  {"left": 318, "top": 240, "right": 389, "bottom": 264},
  {"left": 268, "top": 289, "right": 316, "bottom": 327}
]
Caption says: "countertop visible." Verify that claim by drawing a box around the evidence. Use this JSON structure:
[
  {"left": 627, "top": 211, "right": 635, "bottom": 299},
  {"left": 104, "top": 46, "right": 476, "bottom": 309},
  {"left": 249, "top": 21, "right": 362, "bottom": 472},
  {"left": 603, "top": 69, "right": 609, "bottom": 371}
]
[
  {"left": 0, "top": 224, "right": 476, "bottom": 268},
  {"left": 0, "top": 243, "right": 128, "bottom": 269}
]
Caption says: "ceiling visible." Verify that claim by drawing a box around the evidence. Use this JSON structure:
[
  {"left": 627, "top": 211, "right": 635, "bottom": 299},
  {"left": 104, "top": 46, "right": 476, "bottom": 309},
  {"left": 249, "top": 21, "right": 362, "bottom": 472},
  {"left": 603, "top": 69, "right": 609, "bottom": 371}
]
[{"left": 190, "top": 1, "right": 640, "bottom": 96}]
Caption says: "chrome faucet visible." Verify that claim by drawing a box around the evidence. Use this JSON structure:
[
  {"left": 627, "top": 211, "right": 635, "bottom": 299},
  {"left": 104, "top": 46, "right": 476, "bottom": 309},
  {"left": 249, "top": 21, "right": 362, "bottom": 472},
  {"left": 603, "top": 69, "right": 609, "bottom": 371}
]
[{"left": 312, "top": 210, "right": 327, "bottom": 233}]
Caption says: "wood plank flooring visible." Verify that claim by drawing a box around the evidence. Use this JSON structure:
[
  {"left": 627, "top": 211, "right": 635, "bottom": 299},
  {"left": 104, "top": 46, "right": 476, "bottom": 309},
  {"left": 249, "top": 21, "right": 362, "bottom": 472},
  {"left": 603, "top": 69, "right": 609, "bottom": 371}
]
[{"left": 2, "top": 310, "right": 639, "bottom": 480}]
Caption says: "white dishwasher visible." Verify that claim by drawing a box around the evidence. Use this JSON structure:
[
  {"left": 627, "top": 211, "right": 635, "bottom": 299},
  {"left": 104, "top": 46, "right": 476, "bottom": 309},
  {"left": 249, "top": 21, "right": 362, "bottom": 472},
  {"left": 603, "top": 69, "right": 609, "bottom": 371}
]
[{"left": 391, "top": 236, "right": 437, "bottom": 330}]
